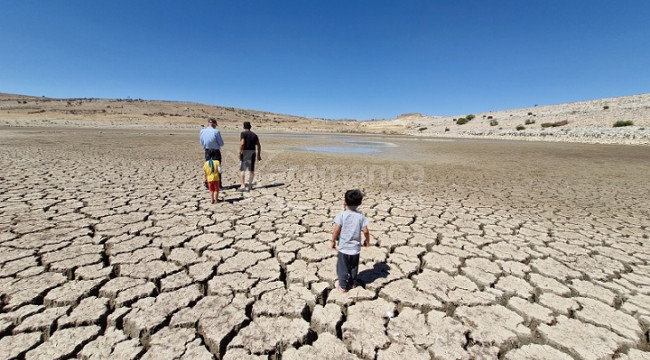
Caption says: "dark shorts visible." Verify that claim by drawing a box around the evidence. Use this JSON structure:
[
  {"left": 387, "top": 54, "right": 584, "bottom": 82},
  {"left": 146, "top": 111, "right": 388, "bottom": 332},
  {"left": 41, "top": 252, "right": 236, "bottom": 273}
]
[
  {"left": 207, "top": 181, "right": 220, "bottom": 192},
  {"left": 204, "top": 149, "right": 222, "bottom": 162},
  {"left": 240, "top": 150, "right": 256, "bottom": 171}
]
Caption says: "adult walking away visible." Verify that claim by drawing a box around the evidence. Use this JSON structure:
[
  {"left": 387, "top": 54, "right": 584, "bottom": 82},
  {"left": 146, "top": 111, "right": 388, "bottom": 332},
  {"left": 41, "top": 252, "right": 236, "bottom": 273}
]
[
  {"left": 200, "top": 118, "right": 225, "bottom": 189},
  {"left": 238, "top": 121, "right": 261, "bottom": 191}
]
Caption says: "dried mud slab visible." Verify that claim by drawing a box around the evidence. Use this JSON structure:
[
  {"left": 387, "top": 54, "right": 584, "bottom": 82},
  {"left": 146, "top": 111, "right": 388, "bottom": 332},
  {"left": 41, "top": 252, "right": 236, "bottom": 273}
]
[{"left": 1, "top": 128, "right": 649, "bottom": 359}]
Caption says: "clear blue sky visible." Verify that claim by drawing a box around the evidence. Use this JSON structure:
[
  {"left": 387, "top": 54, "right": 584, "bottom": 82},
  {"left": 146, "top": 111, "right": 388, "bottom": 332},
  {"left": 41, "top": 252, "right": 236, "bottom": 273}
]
[{"left": 2, "top": 1, "right": 649, "bottom": 120}]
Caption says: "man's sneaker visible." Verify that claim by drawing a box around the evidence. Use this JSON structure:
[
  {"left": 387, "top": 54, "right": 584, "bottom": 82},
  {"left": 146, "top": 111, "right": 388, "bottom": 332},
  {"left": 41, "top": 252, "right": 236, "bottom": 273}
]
[{"left": 204, "top": 182, "right": 208, "bottom": 190}]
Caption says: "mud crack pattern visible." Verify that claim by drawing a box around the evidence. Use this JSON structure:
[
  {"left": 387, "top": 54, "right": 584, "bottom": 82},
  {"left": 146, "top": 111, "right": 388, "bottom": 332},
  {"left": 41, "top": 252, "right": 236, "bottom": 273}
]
[{"left": 1, "top": 128, "right": 649, "bottom": 359}]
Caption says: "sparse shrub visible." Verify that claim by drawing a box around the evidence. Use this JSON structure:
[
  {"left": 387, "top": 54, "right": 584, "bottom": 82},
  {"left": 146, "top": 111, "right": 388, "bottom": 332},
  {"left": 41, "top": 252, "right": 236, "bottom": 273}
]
[
  {"left": 603, "top": 105, "right": 609, "bottom": 110},
  {"left": 487, "top": 115, "right": 493, "bottom": 120},
  {"left": 613, "top": 120, "right": 633, "bottom": 127},
  {"left": 516, "top": 125, "right": 526, "bottom": 131},
  {"left": 528, "top": 112, "right": 533, "bottom": 115},
  {"left": 466, "top": 114, "right": 475, "bottom": 121},
  {"left": 489, "top": 120, "right": 499, "bottom": 126},
  {"left": 456, "top": 117, "right": 469, "bottom": 125},
  {"left": 418, "top": 127, "right": 427, "bottom": 131},
  {"left": 525, "top": 119, "right": 536, "bottom": 125},
  {"left": 445, "top": 127, "right": 450, "bottom": 132},
  {"left": 541, "top": 120, "right": 569, "bottom": 128}
]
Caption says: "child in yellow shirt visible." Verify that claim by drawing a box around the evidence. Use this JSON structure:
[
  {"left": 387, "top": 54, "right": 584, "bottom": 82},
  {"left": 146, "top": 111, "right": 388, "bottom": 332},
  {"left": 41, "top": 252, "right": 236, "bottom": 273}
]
[{"left": 203, "top": 150, "right": 221, "bottom": 203}]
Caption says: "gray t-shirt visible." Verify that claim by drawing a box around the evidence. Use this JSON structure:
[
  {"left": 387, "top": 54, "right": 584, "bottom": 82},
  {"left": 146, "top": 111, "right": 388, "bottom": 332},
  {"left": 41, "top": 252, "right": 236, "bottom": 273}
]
[{"left": 334, "top": 210, "right": 369, "bottom": 255}]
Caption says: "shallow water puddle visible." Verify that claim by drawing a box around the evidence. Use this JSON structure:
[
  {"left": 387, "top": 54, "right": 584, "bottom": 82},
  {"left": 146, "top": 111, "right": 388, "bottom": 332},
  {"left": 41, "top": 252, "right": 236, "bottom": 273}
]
[
  {"left": 295, "top": 138, "right": 397, "bottom": 154},
  {"left": 299, "top": 146, "right": 382, "bottom": 154}
]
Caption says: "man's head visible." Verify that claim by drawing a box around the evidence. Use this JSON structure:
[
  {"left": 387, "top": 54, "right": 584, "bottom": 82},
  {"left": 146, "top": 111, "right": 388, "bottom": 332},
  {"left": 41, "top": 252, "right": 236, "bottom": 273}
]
[
  {"left": 243, "top": 121, "right": 252, "bottom": 130},
  {"left": 208, "top": 118, "right": 217, "bottom": 127},
  {"left": 344, "top": 189, "right": 363, "bottom": 208}
]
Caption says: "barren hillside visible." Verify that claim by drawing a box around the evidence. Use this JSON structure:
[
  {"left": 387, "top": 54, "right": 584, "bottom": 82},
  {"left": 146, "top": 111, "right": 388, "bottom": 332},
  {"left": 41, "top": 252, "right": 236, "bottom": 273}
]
[
  {"left": 1, "top": 92, "right": 649, "bottom": 144},
  {"left": 362, "top": 93, "right": 650, "bottom": 144},
  {"left": 0, "top": 93, "right": 358, "bottom": 133}
]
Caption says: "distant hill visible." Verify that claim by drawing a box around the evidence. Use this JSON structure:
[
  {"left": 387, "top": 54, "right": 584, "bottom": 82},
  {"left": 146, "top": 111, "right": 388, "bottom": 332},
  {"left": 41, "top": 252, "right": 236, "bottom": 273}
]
[
  {"left": 0, "top": 93, "right": 360, "bottom": 132},
  {"left": 1, "top": 92, "right": 648, "bottom": 144},
  {"left": 360, "top": 93, "right": 650, "bottom": 144}
]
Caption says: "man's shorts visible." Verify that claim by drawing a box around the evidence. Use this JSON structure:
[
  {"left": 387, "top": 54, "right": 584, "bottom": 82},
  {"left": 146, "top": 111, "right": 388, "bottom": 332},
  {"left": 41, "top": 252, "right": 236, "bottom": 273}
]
[{"left": 240, "top": 150, "right": 256, "bottom": 171}]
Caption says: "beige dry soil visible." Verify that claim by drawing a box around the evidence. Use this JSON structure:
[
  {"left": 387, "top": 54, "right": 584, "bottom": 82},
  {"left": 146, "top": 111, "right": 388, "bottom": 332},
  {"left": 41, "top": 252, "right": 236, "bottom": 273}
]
[{"left": 1, "top": 124, "right": 649, "bottom": 359}]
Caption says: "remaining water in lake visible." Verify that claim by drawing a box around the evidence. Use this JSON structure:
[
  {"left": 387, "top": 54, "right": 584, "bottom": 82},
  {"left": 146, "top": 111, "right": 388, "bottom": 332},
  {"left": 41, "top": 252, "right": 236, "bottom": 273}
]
[{"left": 295, "top": 137, "right": 397, "bottom": 154}]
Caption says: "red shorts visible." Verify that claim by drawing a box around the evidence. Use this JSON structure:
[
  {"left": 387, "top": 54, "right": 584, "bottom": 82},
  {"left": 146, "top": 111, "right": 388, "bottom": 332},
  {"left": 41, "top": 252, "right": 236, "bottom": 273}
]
[{"left": 208, "top": 181, "right": 219, "bottom": 192}]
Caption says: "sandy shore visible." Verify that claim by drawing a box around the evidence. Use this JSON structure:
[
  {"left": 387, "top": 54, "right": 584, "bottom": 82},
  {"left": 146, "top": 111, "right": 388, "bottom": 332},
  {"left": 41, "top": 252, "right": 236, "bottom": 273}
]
[{"left": 1, "top": 126, "right": 649, "bottom": 359}]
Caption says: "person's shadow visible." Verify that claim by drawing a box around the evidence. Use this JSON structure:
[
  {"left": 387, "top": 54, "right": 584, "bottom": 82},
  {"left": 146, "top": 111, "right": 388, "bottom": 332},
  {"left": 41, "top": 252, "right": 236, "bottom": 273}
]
[
  {"left": 356, "top": 262, "right": 390, "bottom": 288},
  {"left": 221, "top": 183, "right": 285, "bottom": 191},
  {"left": 256, "top": 182, "right": 285, "bottom": 189}
]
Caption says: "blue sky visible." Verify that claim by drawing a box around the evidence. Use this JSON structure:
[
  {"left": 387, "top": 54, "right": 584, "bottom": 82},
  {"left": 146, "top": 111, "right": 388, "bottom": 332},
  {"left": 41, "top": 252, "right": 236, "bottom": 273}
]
[{"left": 2, "top": 1, "right": 649, "bottom": 120}]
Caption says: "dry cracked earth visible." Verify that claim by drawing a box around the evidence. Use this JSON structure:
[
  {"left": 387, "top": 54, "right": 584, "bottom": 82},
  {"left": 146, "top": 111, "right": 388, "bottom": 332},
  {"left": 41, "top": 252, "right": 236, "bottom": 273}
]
[{"left": 1, "top": 127, "right": 649, "bottom": 360}]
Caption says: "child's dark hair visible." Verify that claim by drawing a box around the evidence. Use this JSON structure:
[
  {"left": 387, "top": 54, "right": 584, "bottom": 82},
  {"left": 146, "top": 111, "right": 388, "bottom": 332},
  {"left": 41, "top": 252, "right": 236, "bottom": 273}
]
[
  {"left": 345, "top": 189, "right": 363, "bottom": 207},
  {"left": 207, "top": 149, "right": 220, "bottom": 160}
]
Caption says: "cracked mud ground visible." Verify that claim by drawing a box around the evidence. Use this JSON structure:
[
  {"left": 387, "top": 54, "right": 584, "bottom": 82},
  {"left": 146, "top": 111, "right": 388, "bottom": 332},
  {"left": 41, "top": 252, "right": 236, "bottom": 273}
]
[{"left": 1, "top": 127, "right": 649, "bottom": 360}]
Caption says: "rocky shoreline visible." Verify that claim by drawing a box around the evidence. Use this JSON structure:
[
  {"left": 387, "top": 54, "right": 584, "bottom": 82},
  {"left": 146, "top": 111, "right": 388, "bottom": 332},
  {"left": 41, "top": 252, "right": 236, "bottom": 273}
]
[{"left": 429, "top": 126, "right": 650, "bottom": 145}]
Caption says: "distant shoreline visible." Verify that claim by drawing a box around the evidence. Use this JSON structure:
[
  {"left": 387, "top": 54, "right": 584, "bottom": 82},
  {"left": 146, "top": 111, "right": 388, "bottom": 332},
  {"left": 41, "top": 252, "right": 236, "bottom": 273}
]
[
  {"left": 2, "top": 92, "right": 649, "bottom": 146},
  {"left": 1, "top": 119, "right": 648, "bottom": 146}
]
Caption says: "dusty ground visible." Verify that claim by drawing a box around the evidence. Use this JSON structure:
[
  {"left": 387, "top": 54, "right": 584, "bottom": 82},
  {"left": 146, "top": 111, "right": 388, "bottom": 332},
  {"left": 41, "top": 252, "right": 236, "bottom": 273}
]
[{"left": 1, "top": 126, "right": 649, "bottom": 359}]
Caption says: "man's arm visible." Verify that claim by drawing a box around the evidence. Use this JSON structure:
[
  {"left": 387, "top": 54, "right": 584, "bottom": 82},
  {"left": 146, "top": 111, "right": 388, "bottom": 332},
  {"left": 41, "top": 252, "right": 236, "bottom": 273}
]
[
  {"left": 216, "top": 131, "right": 224, "bottom": 148},
  {"left": 199, "top": 131, "right": 206, "bottom": 149},
  {"left": 256, "top": 139, "right": 262, "bottom": 161},
  {"left": 331, "top": 225, "right": 341, "bottom": 249},
  {"left": 239, "top": 138, "right": 245, "bottom": 160}
]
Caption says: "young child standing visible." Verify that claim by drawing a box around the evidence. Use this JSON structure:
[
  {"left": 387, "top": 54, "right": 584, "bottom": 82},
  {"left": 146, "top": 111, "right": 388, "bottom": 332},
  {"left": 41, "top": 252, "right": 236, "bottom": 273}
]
[
  {"left": 331, "top": 189, "right": 370, "bottom": 293},
  {"left": 203, "top": 150, "right": 221, "bottom": 204}
]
